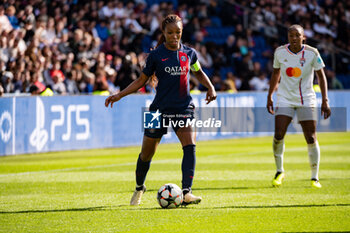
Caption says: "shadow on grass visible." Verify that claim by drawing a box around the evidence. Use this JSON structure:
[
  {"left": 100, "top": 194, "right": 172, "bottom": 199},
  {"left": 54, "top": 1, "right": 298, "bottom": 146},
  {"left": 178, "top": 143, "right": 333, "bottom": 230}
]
[
  {"left": 302, "top": 178, "right": 350, "bottom": 181},
  {"left": 0, "top": 205, "right": 128, "bottom": 214},
  {"left": 193, "top": 186, "right": 273, "bottom": 191},
  {"left": 1, "top": 203, "right": 349, "bottom": 214},
  {"left": 207, "top": 203, "right": 350, "bottom": 210},
  {"left": 283, "top": 232, "right": 350, "bottom": 233},
  {"left": 116, "top": 186, "right": 268, "bottom": 193}
]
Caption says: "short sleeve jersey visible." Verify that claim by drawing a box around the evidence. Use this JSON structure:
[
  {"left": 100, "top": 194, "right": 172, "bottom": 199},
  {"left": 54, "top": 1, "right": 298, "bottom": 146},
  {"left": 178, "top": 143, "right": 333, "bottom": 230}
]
[
  {"left": 143, "top": 43, "right": 201, "bottom": 112},
  {"left": 273, "top": 44, "right": 325, "bottom": 106}
]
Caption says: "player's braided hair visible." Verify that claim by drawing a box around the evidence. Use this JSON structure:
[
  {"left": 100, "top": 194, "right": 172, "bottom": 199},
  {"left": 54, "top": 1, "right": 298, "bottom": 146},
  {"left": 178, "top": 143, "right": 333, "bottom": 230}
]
[{"left": 149, "top": 14, "right": 183, "bottom": 88}]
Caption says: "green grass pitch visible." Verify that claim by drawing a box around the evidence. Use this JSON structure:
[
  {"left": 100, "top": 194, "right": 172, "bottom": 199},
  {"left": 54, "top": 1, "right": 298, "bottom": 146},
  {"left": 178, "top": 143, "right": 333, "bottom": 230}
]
[{"left": 0, "top": 132, "right": 350, "bottom": 232}]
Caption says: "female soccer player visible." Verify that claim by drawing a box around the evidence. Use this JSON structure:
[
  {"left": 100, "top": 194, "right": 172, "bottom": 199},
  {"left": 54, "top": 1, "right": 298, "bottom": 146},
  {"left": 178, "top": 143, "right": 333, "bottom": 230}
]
[
  {"left": 105, "top": 15, "right": 216, "bottom": 205},
  {"left": 267, "top": 24, "right": 331, "bottom": 188}
]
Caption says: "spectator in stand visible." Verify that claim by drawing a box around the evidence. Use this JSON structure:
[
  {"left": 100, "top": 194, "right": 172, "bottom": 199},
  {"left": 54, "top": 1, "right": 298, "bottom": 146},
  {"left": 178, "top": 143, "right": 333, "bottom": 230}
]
[
  {"left": 12, "top": 72, "right": 23, "bottom": 93},
  {"left": 64, "top": 71, "right": 80, "bottom": 95},
  {"left": 100, "top": 1, "right": 115, "bottom": 19},
  {"left": 114, "top": 1, "right": 126, "bottom": 19},
  {"left": 106, "top": 68, "right": 118, "bottom": 94},
  {"left": 52, "top": 73, "right": 66, "bottom": 95},
  {"left": 0, "top": 0, "right": 349, "bottom": 97},
  {"left": 189, "top": 77, "right": 201, "bottom": 95},
  {"left": 251, "top": 61, "right": 263, "bottom": 78},
  {"left": 237, "top": 53, "right": 254, "bottom": 90},
  {"left": 94, "top": 19, "right": 109, "bottom": 41},
  {"left": 304, "top": 22, "right": 314, "bottom": 38},
  {"left": 2, "top": 71, "right": 14, "bottom": 93},
  {"left": 264, "top": 20, "right": 279, "bottom": 43},
  {"left": 196, "top": 44, "right": 213, "bottom": 69},
  {"left": 326, "top": 69, "right": 343, "bottom": 90},
  {"left": 125, "top": 12, "right": 144, "bottom": 34},
  {"left": 58, "top": 32, "right": 71, "bottom": 54},
  {"left": 93, "top": 69, "right": 109, "bottom": 95},
  {"left": 69, "top": 29, "right": 84, "bottom": 58},
  {"left": 225, "top": 72, "right": 239, "bottom": 90},
  {"left": 212, "top": 46, "right": 228, "bottom": 70},
  {"left": 108, "top": 19, "right": 123, "bottom": 42},
  {"left": 221, "top": 79, "right": 237, "bottom": 93},
  {"left": 249, "top": 72, "right": 269, "bottom": 91},
  {"left": 115, "top": 52, "right": 141, "bottom": 91},
  {"left": 223, "top": 35, "right": 239, "bottom": 65},
  {"left": 234, "top": 24, "right": 246, "bottom": 40},
  {"left": 83, "top": 72, "right": 95, "bottom": 94},
  {"left": 43, "top": 17, "right": 57, "bottom": 45},
  {"left": 0, "top": 84, "right": 4, "bottom": 96},
  {"left": 250, "top": 6, "right": 265, "bottom": 32},
  {"left": 211, "top": 73, "right": 222, "bottom": 91},
  {"left": 0, "top": 36, "right": 9, "bottom": 63},
  {"left": 0, "top": 5, "right": 13, "bottom": 33},
  {"left": 50, "top": 60, "right": 65, "bottom": 82},
  {"left": 29, "top": 71, "right": 46, "bottom": 94},
  {"left": 6, "top": 5, "right": 19, "bottom": 29}
]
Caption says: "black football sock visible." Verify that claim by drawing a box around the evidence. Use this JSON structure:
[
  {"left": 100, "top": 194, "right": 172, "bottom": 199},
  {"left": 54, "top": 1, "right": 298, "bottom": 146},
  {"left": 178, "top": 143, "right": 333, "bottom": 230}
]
[
  {"left": 181, "top": 144, "right": 196, "bottom": 190},
  {"left": 135, "top": 154, "right": 151, "bottom": 189}
]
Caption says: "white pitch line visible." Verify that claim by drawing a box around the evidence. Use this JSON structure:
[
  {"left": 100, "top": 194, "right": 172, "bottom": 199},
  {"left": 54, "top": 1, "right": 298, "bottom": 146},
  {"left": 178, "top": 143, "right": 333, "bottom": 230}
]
[{"left": 0, "top": 143, "right": 347, "bottom": 178}]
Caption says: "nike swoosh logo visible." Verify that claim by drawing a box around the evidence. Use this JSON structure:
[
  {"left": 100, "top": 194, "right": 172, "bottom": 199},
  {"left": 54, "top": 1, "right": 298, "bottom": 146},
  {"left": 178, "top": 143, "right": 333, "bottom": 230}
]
[{"left": 162, "top": 58, "right": 169, "bottom": 61}]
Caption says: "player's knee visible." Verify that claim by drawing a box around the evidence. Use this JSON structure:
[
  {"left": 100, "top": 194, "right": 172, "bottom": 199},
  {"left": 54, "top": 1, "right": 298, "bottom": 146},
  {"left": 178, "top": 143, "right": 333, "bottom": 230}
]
[
  {"left": 274, "top": 132, "right": 285, "bottom": 141},
  {"left": 139, "top": 152, "right": 153, "bottom": 162},
  {"left": 305, "top": 135, "right": 316, "bottom": 144}
]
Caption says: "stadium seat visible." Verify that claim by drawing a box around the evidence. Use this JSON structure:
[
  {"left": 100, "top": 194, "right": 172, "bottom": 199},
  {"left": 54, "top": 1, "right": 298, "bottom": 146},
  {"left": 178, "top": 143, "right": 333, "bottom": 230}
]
[
  {"left": 210, "top": 16, "right": 222, "bottom": 27},
  {"left": 202, "top": 68, "right": 214, "bottom": 77},
  {"left": 204, "top": 26, "right": 235, "bottom": 45},
  {"left": 338, "top": 75, "right": 350, "bottom": 89},
  {"left": 145, "top": 0, "right": 178, "bottom": 8},
  {"left": 142, "top": 35, "right": 152, "bottom": 53},
  {"left": 220, "top": 67, "right": 235, "bottom": 80},
  {"left": 253, "top": 36, "right": 266, "bottom": 49}
]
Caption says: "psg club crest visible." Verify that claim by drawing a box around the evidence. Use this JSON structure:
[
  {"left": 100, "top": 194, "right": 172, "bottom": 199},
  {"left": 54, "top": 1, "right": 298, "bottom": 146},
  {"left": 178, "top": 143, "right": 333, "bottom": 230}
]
[{"left": 181, "top": 56, "right": 187, "bottom": 62}]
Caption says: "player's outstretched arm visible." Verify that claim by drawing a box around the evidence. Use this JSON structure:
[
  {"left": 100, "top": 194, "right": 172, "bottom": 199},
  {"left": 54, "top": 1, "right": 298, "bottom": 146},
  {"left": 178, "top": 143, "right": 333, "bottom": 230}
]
[
  {"left": 105, "top": 73, "right": 150, "bottom": 108},
  {"left": 193, "top": 69, "right": 217, "bottom": 104},
  {"left": 316, "top": 68, "right": 331, "bottom": 119},
  {"left": 267, "top": 68, "right": 281, "bottom": 115}
]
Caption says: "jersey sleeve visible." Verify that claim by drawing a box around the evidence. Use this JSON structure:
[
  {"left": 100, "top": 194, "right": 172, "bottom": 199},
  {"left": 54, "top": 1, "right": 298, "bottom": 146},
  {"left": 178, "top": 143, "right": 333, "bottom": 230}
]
[
  {"left": 272, "top": 49, "right": 280, "bottom": 69},
  {"left": 189, "top": 49, "right": 201, "bottom": 72},
  {"left": 311, "top": 50, "right": 325, "bottom": 71},
  {"left": 142, "top": 52, "right": 156, "bottom": 77}
]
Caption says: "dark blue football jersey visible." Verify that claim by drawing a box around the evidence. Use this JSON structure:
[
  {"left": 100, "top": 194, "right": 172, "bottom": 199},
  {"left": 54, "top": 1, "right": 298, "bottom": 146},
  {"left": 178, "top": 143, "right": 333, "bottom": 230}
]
[{"left": 142, "top": 43, "right": 201, "bottom": 112}]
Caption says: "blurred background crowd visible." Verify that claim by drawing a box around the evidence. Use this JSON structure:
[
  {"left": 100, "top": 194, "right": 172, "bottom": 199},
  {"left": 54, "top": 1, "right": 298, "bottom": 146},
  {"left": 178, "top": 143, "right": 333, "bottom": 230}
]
[{"left": 0, "top": 0, "right": 349, "bottom": 96}]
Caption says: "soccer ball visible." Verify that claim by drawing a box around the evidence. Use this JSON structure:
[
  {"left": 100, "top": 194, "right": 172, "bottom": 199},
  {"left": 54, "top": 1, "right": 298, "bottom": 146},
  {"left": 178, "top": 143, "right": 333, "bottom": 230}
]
[{"left": 157, "top": 183, "right": 183, "bottom": 208}]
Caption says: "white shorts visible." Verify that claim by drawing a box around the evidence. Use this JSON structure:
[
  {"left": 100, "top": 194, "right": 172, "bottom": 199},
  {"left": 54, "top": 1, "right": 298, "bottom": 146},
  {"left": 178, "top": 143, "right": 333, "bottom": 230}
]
[{"left": 275, "top": 105, "right": 317, "bottom": 122}]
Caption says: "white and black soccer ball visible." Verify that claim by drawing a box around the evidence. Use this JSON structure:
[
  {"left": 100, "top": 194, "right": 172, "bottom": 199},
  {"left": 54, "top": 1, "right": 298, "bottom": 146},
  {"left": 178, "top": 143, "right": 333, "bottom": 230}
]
[{"left": 157, "top": 183, "right": 183, "bottom": 208}]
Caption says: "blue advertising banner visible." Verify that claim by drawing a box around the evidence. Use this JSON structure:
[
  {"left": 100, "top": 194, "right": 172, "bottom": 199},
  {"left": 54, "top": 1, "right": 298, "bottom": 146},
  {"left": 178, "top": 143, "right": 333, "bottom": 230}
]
[{"left": 0, "top": 91, "right": 349, "bottom": 156}]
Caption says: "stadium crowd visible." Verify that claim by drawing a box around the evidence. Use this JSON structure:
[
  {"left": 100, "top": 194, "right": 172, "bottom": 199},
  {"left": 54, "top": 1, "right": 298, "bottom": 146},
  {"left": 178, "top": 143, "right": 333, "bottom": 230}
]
[{"left": 0, "top": 0, "right": 349, "bottom": 96}]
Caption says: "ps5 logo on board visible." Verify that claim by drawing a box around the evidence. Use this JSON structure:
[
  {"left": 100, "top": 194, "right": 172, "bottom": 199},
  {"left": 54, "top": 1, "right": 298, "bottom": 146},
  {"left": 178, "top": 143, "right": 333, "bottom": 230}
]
[{"left": 30, "top": 97, "right": 48, "bottom": 151}]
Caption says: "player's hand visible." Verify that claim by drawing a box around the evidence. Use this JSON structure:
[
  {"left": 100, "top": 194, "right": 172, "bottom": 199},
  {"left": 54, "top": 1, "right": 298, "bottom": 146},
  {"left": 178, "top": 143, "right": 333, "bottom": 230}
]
[
  {"left": 206, "top": 87, "right": 217, "bottom": 104},
  {"left": 105, "top": 93, "right": 122, "bottom": 108},
  {"left": 267, "top": 97, "right": 274, "bottom": 115},
  {"left": 321, "top": 100, "right": 331, "bottom": 119}
]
